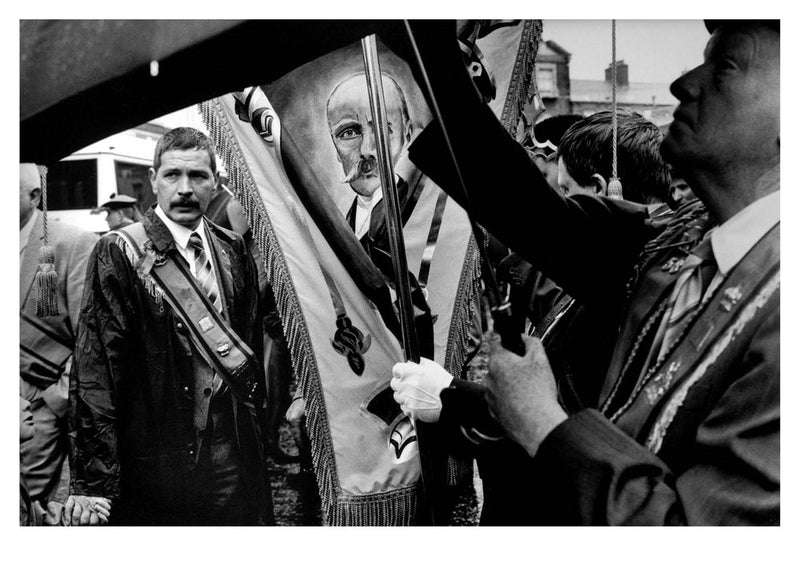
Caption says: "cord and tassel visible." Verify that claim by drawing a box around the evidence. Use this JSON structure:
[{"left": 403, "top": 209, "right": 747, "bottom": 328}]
[
  {"left": 608, "top": 19, "right": 623, "bottom": 199},
  {"left": 34, "top": 164, "right": 59, "bottom": 317}
]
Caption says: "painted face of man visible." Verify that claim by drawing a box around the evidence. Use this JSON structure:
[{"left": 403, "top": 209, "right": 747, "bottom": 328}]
[
  {"left": 149, "top": 148, "right": 217, "bottom": 229},
  {"left": 662, "top": 23, "right": 780, "bottom": 174},
  {"left": 327, "top": 74, "right": 413, "bottom": 198}
]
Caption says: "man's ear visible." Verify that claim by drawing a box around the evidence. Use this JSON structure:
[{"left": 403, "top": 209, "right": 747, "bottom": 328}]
[
  {"left": 404, "top": 120, "right": 414, "bottom": 145},
  {"left": 29, "top": 187, "right": 42, "bottom": 209},
  {"left": 591, "top": 173, "right": 608, "bottom": 196},
  {"left": 149, "top": 167, "right": 157, "bottom": 194}
]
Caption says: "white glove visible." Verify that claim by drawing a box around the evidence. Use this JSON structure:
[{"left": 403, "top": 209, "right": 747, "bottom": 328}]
[{"left": 390, "top": 358, "right": 454, "bottom": 423}]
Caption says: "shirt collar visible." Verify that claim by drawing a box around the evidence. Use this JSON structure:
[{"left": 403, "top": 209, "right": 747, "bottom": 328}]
[
  {"left": 154, "top": 205, "right": 207, "bottom": 250},
  {"left": 356, "top": 187, "right": 383, "bottom": 212},
  {"left": 710, "top": 190, "right": 780, "bottom": 276}
]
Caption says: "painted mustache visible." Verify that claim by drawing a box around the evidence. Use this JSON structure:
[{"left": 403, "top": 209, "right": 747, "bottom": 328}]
[{"left": 343, "top": 156, "right": 378, "bottom": 184}]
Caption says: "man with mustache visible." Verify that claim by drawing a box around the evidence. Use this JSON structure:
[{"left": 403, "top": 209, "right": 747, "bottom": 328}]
[
  {"left": 392, "top": 20, "right": 780, "bottom": 524},
  {"left": 326, "top": 72, "right": 414, "bottom": 240},
  {"left": 66, "top": 127, "right": 273, "bottom": 525}
]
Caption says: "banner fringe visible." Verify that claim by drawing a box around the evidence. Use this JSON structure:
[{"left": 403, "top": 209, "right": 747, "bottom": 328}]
[{"left": 199, "top": 98, "right": 421, "bottom": 525}]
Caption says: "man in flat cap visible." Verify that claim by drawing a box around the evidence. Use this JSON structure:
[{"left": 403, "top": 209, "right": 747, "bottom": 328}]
[
  {"left": 96, "top": 193, "right": 142, "bottom": 232},
  {"left": 391, "top": 19, "right": 780, "bottom": 524}
]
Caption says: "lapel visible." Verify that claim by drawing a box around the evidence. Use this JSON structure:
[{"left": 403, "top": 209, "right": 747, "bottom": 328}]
[
  {"left": 142, "top": 207, "right": 178, "bottom": 255},
  {"left": 20, "top": 213, "right": 45, "bottom": 310}
]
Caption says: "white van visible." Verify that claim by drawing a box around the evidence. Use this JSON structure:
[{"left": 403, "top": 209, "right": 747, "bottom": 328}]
[{"left": 46, "top": 124, "right": 165, "bottom": 233}]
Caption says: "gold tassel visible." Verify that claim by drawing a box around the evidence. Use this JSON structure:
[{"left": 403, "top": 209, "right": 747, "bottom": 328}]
[{"left": 33, "top": 164, "right": 60, "bottom": 317}]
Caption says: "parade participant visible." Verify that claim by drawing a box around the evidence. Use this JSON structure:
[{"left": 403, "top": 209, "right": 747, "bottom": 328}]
[
  {"left": 556, "top": 110, "right": 670, "bottom": 205},
  {"left": 67, "top": 127, "right": 273, "bottom": 525},
  {"left": 394, "top": 102, "right": 687, "bottom": 523},
  {"left": 95, "top": 193, "right": 142, "bottom": 232},
  {"left": 392, "top": 19, "right": 779, "bottom": 524},
  {"left": 19, "top": 163, "right": 98, "bottom": 525},
  {"left": 667, "top": 165, "right": 697, "bottom": 209}
]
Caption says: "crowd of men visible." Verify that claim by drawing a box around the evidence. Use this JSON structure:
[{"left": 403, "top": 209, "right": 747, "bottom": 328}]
[{"left": 20, "top": 19, "right": 779, "bottom": 526}]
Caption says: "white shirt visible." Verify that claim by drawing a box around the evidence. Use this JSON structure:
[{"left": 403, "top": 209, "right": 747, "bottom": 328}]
[
  {"left": 354, "top": 187, "right": 383, "bottom": 239},
  {"left": 154, "top": 206, "right": 217, "bottom": 278},
  {"left": 707, "top": 190, "right": 780, "bottom": 294},
  {"left": 20, "top": 210, "right": 39, "bottom": 267}
]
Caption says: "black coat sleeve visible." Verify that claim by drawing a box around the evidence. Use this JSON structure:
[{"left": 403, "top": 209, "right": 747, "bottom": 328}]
[
  {"left": 530, "top": 307, "right": 780, "bottom": 525},
  {"left": 68, "top": 237, "right": 137, "bottom": 500},
  {"left": 404, "top": 22, "right": 658, "bottom": 309}
]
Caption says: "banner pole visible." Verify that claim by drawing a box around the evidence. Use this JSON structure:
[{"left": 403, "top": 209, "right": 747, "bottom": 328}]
[{"left": 361, "top": 34, "right": 443, "bottom": 525}]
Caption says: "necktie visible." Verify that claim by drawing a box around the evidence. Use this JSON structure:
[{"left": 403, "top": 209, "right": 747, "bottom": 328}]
[
  {"left": 188, "top": 232, "right": 225, "bottom": 394},
  {"left": 188, "top": 232, "right": 223, "bottom": 314},
  {"left": 653, "top": 235, "right": 717, "bottom": 362}
]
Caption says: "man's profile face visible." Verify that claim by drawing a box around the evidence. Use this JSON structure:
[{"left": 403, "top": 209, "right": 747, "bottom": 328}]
[
  {"left": 105, "top": 209, "right": 125, "bottom": 231},
  {"left": 327, "top": 74, "right": 413, "bottom": 198},
  {"left": 662, "top": 23, "right": 780, "bottom": 172},
  {"left": 149, "top": 148, "right": 217, "bottom": 229}
]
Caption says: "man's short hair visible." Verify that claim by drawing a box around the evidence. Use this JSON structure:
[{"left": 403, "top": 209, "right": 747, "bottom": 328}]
[
  {"left": 558, "top": 110, "right": 671, "bottom": 205},
  {"left": 153, "top": 127, "right": 217, "bottom": 174}
]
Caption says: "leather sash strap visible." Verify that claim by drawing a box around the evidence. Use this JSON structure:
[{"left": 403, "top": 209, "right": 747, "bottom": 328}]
[
  {"left": 114, "top": 224, "right": 263, "bottom": 408},
  {"left": 20, "top": 313, "right": 72, "bottom": 386}
]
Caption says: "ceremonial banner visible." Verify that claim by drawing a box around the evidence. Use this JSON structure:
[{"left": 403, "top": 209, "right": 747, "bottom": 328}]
[
  {"left": 458, "top": 20, "right": 544, "bottom": 139},
  {"left": 200, "top": 36, "right": 481, "bottom": 525}
]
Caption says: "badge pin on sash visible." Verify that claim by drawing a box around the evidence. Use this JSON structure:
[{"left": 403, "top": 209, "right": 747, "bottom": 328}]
[{"left": 720, "top": 286, "right": 743, "bottom": 312}]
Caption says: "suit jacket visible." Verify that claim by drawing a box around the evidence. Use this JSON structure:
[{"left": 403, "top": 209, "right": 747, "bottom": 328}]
[
  {"left": 20, "top": 213, "right": 98, "bottom": 408},
  {"left": 406, "top": 32, "right": 779, "bottom": 525},
  {"left": 69, "top": 208, "right": 268, "bottom": 523},
  {"left": 20, "top": 214, "right": 97, "bottom": 501}
]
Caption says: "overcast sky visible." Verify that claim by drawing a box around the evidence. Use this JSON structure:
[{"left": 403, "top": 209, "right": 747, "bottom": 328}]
[{"left": 542, "top": 20, "right": 709, "bottom": 84}]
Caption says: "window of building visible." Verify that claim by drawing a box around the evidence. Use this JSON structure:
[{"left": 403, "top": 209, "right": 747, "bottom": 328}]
[
  {"left": 47, "top": 159, "right": 98, "bottom": 211},
  {"left": 537, "top": 63, "right": 558, "bottom": 96}
]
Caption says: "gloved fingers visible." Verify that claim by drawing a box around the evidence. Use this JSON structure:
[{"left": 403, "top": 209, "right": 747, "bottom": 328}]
[
  {"left": 391, "top": 361, "right": 419, "bottom": 380},
  {"left": 404, "top": 394, "right": 439, "bottom": 407}
]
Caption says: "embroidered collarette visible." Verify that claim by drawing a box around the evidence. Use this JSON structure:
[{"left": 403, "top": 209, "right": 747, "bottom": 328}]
[{"left": 645, "top": 360, "right": 682, "bottom": 405}]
